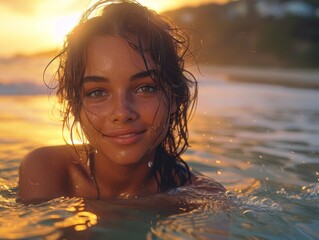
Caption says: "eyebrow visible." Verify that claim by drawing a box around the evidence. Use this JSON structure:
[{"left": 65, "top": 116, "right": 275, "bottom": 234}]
[
  {"left": 82, "top": 69, "right": 158, "bottom": 83},
  {"left": 83, "top": 75, "right": 108, "bottom": 83},
  {"left": 130, "top": 69, "right": 158, "bottom": 81}
]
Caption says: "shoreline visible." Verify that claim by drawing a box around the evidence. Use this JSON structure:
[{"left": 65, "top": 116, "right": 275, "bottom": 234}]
[{"left": 194, "top": 65, "right": 319, "bottom": 89}]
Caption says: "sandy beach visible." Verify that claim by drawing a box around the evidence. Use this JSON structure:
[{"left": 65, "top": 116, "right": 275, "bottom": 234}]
[{"left": 195, "top": 65, "right": 319, "bottom": 89}]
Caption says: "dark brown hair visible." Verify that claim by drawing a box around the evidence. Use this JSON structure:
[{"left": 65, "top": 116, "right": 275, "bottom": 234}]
[{"left": 46, "top": 0, "right": 198, "bottom": 192}]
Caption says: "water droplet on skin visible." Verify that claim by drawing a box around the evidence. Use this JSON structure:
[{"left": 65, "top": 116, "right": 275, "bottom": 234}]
[
  {"left": 27, "top": 178, "right": 40, "bottom": 186},
  {"left": 148, "top": 160, "right": 153, "bottom": 168},
  {"left": 119, "top": 192, "right": 130, "bottom": 199}
]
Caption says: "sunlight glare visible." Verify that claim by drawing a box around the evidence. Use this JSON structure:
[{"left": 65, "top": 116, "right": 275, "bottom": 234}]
[{"left": 51, "top": 14, "right": 80, "bottom": 47}]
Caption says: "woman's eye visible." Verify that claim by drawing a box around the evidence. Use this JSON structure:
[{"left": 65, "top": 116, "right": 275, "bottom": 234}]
[
  {"left": 87, "top": 89, "right": 107, "bottom": 98},
  {"left": 136, "top": 85, "right": 157, "bottom": 94}
]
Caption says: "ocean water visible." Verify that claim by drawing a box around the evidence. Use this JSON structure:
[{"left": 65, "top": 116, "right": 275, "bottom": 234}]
[{"left": 0, "top": 58, "right": 319, "bottom": 239}]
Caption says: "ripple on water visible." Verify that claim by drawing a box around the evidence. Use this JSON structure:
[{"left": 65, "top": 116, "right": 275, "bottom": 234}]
[
  {"left": 0, "top": 196, "right": 98, "bottom": 239},
  {"left": 149, "top": 185, "right": 231, "bottom": 240}
]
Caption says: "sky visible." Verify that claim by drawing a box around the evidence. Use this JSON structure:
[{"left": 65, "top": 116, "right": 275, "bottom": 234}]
[{"left": 0, "top": 0, "right": 229, "bottom": 57}]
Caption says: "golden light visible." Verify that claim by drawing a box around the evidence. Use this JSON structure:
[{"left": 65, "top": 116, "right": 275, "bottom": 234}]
[
  {"left": 50, "top": 14, "right": 80, "bottom": 48},
  {"left": 140, "top": 0, "right": 231, "bottom": 12},
  {"left": 0, "top": 0, "right": 232, "bottom": 57},
  {"left": 47, "top": 0, "right": 230, "bottom": 48}
]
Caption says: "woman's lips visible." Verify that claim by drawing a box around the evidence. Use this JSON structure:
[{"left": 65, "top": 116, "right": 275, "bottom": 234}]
[{"left": 102, "top": 129, "right": 146, "bottom": 145}]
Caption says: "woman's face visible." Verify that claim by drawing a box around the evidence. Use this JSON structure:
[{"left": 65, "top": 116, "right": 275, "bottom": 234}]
[{"left": 80, "top": 35, "right": 174, "bottom": 166}]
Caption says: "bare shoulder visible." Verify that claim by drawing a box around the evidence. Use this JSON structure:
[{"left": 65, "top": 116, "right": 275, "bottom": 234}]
[{"left": 17, "top": 145, "right": 79, "bottom": 203}]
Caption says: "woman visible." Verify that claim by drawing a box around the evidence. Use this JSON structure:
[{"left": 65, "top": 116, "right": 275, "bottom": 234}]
[{"left": 17, "top": 0, "right": 225, "bottom": 203}]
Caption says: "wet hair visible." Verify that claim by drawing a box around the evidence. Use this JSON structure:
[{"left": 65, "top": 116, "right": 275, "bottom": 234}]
[{"left": 46, "top": 0, "right": 198, "bottom": 192}]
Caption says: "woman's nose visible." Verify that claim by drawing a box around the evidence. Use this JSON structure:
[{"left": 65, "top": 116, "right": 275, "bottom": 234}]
[{"left": 110, "top": 92, "right": 138, "bottom": 123}]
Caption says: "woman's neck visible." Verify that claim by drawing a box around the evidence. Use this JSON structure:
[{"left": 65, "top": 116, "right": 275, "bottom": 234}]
[{"left": 91, "top": 152, "right": 157, "bottom": 199}]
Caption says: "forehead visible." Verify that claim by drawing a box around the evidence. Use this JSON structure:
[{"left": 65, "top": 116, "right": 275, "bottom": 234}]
[{"left": 84, "top": 35, "right": 154, "bottom": 75}]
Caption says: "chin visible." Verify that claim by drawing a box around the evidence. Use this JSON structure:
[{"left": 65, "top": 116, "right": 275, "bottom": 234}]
[{"left": 107, "top": 151, "right": 149, "bottom": 166}]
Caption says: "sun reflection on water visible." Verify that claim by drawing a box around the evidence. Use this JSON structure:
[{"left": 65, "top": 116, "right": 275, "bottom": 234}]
[
  {"left": 0, "top": 197, "right": 98, "bottom": 239},
  {"left": 63, "top": 200, "right": 98, "bottom": 232},
  {"left": 0, "top": 95, "right": 66, "bottom": 148},
  {"left": 0, "top": 74, "right": 319, "bottom": 239}
]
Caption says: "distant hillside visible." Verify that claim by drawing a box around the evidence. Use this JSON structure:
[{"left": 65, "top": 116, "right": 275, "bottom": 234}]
[{"left": 163, "top": 0, "right": 319, "bottom": 68}]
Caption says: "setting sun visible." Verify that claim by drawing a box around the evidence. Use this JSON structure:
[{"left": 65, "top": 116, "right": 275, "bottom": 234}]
[{"left": 0, "top": 0, "right": 230, "bottom": 57}]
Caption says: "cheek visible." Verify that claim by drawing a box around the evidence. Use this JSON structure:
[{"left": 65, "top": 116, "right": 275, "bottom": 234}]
[
  {"left": 82, "top": 100, "right": 112, "bottom": 120},
  {"left": 79, "top": 109, "right": 101, "bottom": 142},
  {"left": 144, "top": 99, "right": 170, "bottom": 132},
  {"left": 80, "top": 106, "right": 107, "bottom": 131},
  {"left": 79, "top": 111, "right": 105, "bottom": 150}
]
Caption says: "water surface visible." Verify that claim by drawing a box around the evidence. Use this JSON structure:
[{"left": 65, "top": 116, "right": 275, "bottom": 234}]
[{"left": 0, "top": 71, "right": 318, "bottom": 239}]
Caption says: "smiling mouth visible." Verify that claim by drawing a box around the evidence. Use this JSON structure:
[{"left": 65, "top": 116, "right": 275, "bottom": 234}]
[
  {"left": 116, "top": 133, "right": 140, "bottom": 138},
  {"left": 102, "top": 130, "right": 146, "bottom": 145}
]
